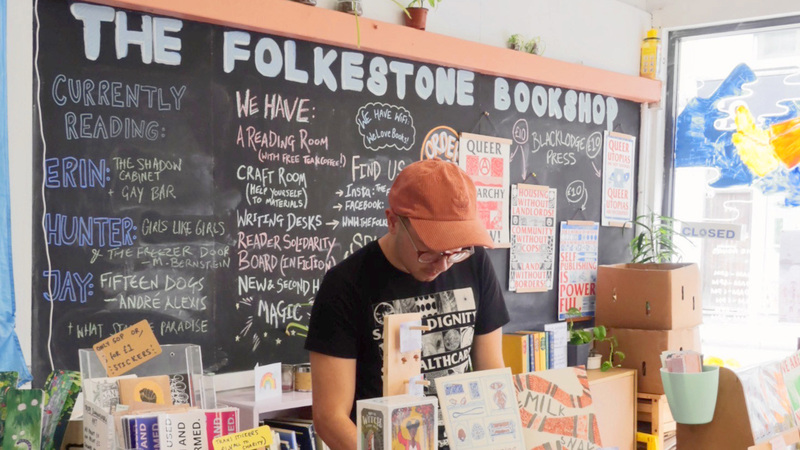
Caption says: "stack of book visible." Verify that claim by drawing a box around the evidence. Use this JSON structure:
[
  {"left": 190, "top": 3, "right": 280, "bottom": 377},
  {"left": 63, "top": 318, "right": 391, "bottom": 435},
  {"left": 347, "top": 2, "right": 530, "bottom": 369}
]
[
  {"left": 502, "top": 321, "right": 568, "bottom": 374},
  {"left": 260, "top": 417, "right": 330, "bottom": 450}
]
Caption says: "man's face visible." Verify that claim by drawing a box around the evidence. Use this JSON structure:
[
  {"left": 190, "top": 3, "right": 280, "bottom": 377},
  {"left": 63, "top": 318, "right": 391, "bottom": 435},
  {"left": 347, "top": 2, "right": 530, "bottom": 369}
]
[{"left": 395, "top": 217, "right": 457, "bottom": 282}]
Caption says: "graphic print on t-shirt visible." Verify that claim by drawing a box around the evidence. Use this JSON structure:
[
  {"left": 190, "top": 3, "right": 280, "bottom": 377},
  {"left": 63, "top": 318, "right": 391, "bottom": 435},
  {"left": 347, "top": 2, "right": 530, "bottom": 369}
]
[{"left": 372, "top": 287, "right": 477, "bottom": 394}]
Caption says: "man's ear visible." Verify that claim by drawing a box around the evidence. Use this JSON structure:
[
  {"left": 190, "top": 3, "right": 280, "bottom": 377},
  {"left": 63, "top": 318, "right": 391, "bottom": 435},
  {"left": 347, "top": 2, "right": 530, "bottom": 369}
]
[{"left": 385, "top": 209, "right": 400, "bottom": 234}]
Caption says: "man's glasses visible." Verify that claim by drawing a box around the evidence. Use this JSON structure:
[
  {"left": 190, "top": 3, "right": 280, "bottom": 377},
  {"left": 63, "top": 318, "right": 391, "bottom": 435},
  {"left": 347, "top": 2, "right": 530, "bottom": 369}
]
[{"left": 398, "top": 218, "right": 474, "bottom": 264}]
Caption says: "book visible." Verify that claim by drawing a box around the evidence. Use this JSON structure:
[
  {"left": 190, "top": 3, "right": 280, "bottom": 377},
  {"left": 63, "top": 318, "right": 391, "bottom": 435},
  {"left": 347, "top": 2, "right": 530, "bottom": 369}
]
[
  {"left": 544, "top": 330, "right": 554, "bottom": 370},
  {"left": 435, "top": 368, "right": 525, "bottom": 450},
  {"left": 272, "top": 427, "right": 299, "bottom": 450},
  {"left": 169, "top": 373, "right": 194, "bottom": 406},
  {"left": 127, "top": 414, "right": 160, "bottom": 450},
  {"left": 261, "top": 418, "right": 316, "bottom": 450},
  {"left": 158, "top": 409, "right": 208, "bottom": 450},
  {"left": 541, "top": 322, "right": 568, "bottom": 369},
  {"left": 275, "top": 418, "right": 328, "bottom": 450},
  {"left": 502, "top": 333, "right": 530, "bottom": 374},
  {"left": 781, "top": 350, "right": 800, "bottom": 425},
  {"left": 83, "top": 374, "right": 137, "bottom": 412},
  {"left": 41, "top": 369, "right": 82, "bottom": 450},
  {"left": 2, "top": 388, "right": 45, "bottom": 450},
  {"left": 739, "top": 362, "right": 795, "bottom": 443},
  {"left": 119, "top": 375, "right": 173, "bottom": 406},
  {"left": 513, "top": 367, "right": 602, "bottom": 449},
  {"left": 0, "top": 371, "right": 19, "bottom": 443},
  {"left": 536, "top": 331, "right": 547, "bottom": 371},
  {"left": 205, "top": 407, "right": 239, "bottom": 446}
]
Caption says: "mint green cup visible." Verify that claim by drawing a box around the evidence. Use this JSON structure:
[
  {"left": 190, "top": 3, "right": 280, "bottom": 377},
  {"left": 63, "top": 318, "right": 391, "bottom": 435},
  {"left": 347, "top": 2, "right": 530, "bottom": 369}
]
[{"left": 660, "top": 365, "right": 720, "bottom": 424}]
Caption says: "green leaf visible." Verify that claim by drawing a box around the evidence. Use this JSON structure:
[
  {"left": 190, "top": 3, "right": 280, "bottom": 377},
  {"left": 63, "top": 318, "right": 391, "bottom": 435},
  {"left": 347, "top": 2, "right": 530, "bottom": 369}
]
[
  {"left": 615, "top": 351, "right": 626, "bottom": 362},
  {"left": 593, "top": 325, "right": 606, "bottom": 341},
  {"left": 601, "top": 361, "right": 613, "bottom": 372}
]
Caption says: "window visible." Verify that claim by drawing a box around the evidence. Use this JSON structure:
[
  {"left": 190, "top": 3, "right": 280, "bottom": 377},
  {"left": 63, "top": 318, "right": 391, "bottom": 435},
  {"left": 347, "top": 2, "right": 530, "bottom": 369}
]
[{"left": 665, "top": 16, "right": 800, "bottom": 368}]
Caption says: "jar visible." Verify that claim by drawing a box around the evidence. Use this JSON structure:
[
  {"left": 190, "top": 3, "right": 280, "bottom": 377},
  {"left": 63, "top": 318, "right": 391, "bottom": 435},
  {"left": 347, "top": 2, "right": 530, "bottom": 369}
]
[
  {"left": 281, "top": 364, "right": 295, "bottom": 392},
  {"left": 336, "top": 0, "right": 363, "bottom": 16},
  {"left": 294, "top": 363, "right": 312, "bottom": 392}
]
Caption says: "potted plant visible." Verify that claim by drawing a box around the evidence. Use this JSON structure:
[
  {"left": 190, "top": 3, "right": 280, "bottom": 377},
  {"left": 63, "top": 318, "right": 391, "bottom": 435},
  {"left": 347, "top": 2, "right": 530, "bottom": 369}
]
[
  {"left": 507, "top": 34, "right": 544, "bottom": 55},
  {"left": 566, "top": 307, "right": 592, "bottom": 367},
  {"left": 336, "top": 0, "right": 362, "bottom": 15},
  {"left": 591, "top": 325, "right": 625, "bottom": 372},
  {"left": 404, "top": 0, "right": 443, "bottom": 30},
  {"left": 595, "top": 212, "right": 700, "bottom": 331}
]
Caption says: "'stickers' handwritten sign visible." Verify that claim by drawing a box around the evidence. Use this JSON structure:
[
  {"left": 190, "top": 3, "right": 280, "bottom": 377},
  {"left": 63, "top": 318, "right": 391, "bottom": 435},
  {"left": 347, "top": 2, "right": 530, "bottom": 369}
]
[
  {"left": 213, "top": 425, "right": 274, "bottom": 450},
  {"left": 92, "top": 320, "right": 162, "bottom": 377}
]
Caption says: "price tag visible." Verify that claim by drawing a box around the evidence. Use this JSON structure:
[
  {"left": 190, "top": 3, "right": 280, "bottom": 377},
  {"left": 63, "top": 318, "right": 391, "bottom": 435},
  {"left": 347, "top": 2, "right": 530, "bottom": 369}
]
[
  {"left": 213, "top": 425, "right": 274, "bottom": 450},
  {"left": 92, "top": 320, "right": 161, "bottom": 377}
]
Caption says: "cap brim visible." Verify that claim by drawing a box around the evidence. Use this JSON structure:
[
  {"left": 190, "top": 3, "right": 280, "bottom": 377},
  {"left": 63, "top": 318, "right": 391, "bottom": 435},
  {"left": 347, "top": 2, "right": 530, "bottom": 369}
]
[{"left": 408, "top": 217, "right": 495, "bottom": 251}]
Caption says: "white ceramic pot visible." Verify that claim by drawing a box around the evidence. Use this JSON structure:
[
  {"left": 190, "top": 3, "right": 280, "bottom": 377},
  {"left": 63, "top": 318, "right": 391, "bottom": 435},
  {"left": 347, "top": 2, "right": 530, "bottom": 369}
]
[{"left": 586, "top": 354, "right": 602, "bottom": 370}]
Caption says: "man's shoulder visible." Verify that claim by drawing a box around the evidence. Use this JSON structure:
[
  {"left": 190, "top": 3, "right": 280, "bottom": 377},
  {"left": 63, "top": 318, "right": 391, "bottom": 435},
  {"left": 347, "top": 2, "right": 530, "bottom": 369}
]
[{"left": 325, "top": 240, "right": 384, "bottom": 278}]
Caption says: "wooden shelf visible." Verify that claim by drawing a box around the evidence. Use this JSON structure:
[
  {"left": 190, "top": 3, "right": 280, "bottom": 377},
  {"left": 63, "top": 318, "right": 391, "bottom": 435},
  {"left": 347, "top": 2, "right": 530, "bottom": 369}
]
[{"left": 216, "top": 388, "right": 312, "bottom": 429}]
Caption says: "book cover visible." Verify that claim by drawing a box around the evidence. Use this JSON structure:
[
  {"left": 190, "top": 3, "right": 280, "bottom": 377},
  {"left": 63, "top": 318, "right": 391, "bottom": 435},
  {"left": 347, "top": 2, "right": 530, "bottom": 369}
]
[
  {"left": 542, "top": 322, "right": 568, "bottom": 369},
  {"left": 435, "top": 368, "right": 525, "bottom": 450},
  {"left": 0, "top": 371, "right": 19, "bottom": 443},
  {"left": 739, "top": 362, "right": 795, "bottom": 443},
  {"left": 261, "top": 419, "right": 316, "bottom": 450},
  {"left": 545, "top": 331, "right": 554, "bottom": 370},
  {"left": 513, "top": 367, "right": 602, "bottom": 449},
  {"left": 284, "top": 418, "right": 328, "bottom": 450},
  {"left": 501, "top": 334, "right": 529, "bottom": 375},
  {"left": 205, "top": 407, "right": 239, "bottom": 446},
  {"left": 2, "top": 388, "right": 45, "bottom": 450},
  {"left": 126, "top": 414, "right": 159, "bottom": 450},
  {"left": 119, "top": 375, "right": 173, "bottom": 406},
  {"left": 158, "top": 409, "right": 208, "bottom": 450},
  {"left": 272, "top": 427, "right": 299, "bottom": 450},
  {"left": 83, "top": 374, "right": 137, "bottom": 412},
  {"left": 781, "top": 350, "right": 800, "bottom": 425},
  {"left": 41, "top": 369, "right": 82, "bottom": 450},
  {"left": 536, "top": 331, "right": 547, "bottom": 371},
  {"left": 168, "top": 373, "right": 194, "bottom": 406}
]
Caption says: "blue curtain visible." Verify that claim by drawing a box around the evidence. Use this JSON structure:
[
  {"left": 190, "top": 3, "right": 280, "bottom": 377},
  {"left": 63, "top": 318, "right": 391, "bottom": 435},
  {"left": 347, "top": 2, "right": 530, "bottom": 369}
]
[{"left": 0, "top": 0, "right": 32, "bottom": 385}]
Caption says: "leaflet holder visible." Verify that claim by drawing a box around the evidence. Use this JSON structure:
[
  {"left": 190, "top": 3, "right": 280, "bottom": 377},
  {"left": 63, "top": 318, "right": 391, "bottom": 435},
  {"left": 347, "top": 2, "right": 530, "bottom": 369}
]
[{"left": 78, "top": 343, "right": 215, "bottom": 409}]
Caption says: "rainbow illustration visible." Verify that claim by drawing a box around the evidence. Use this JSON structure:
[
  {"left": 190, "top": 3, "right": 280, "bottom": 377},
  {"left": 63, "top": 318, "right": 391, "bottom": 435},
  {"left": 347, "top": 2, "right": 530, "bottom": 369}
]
[{"left": 260, "top": 372, "right": 276, "bottom": 390}]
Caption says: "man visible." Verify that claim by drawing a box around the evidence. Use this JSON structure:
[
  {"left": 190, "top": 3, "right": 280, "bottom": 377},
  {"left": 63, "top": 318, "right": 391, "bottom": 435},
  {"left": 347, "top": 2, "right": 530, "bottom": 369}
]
[{"left": 304, "top": 158, "right": 509, "bottom": 449}]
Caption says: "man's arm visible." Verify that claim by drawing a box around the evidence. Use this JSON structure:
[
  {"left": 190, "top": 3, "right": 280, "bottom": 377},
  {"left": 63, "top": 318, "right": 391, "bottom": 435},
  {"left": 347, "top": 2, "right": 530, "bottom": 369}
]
[
  {"left": 471, "top": 327, "right": 505, "bottom": 371},
  {"left": 310, "top": 351, "right": 358, "bottom": 450}
]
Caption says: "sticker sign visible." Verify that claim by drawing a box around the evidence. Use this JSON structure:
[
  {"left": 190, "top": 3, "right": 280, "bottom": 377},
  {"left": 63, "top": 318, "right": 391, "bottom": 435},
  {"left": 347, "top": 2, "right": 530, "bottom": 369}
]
[
  {"left": 213, "top": 425, "right": 274, "bottom": 450},
  {"left": 92, "top": 320, "right": 161, "bottom": 377},
  {"left": 680, "top": 221, "right": 741, "bottom": 240}
]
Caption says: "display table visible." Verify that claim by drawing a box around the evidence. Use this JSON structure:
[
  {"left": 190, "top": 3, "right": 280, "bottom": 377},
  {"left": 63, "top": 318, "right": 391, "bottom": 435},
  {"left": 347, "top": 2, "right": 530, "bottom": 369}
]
[
  {"left": 587, "top": 367, "right": 637, "bottom": 450},
  {"left": 216, "top": 389, "right": 313, "bottom": 429}
]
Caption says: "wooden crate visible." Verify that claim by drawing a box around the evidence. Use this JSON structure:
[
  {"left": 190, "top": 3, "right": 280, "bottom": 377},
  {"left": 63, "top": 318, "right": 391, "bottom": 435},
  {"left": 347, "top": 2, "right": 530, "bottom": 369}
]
[{"left": 637, "top": 392, "right": 676, "bottom": 450}]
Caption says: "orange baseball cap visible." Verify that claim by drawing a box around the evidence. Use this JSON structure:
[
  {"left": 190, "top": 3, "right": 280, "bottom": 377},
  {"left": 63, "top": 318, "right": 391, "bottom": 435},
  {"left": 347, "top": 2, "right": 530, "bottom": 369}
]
[{"left": 388, "top": 158, "right": 494, "bottom": 251}]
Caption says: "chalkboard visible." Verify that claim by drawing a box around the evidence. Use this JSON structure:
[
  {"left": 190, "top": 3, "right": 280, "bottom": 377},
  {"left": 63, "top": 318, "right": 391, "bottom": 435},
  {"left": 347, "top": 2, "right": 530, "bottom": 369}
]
[{"left": 31, "top": 0, "right": 638, "bottom": 384}]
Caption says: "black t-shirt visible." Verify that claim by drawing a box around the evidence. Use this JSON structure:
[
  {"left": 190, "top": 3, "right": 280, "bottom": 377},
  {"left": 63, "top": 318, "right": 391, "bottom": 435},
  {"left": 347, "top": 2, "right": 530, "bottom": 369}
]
[{"left": 304, "top": 240, "right": 510, "bottom": 421}]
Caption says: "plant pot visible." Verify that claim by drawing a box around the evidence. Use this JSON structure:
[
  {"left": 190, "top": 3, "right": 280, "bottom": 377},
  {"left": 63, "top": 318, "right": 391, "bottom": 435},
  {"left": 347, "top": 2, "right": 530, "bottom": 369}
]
[
  {"left": 336, "top": 0, "right": 362, "bottom": 15},
  {"left": 567, "top": 343, "right": 591, "bottom": 368},
  {"left": 586, "top": 354, "right": 602, "bottom": 370},
  {"left": 660, "top": 365, "right": 720, "bottom": 424},
  {"left": 404, "top": 7, "right": 428, "bottom": 30}
]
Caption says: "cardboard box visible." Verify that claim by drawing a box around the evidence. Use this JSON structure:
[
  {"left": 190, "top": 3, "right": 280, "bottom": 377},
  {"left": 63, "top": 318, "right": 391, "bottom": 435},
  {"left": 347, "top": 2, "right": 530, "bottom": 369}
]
[
  {"left": 596, "top": 263, "right": 702, "bottom": 330},
  {"left": 596, "top": 327, "right": 701, "bottom": 395}
]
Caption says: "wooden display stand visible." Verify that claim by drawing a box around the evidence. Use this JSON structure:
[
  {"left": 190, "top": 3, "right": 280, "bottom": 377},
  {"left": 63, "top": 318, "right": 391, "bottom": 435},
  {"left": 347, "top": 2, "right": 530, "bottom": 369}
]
[
  {"left": 676, "top": 367, "right": 800, "bottom": 449},
  {"left": 637, "top": 392, "right": 675, "bottom": 449},
  {"left": 587, "top": 368, "right": 637, "bottom": 450}
]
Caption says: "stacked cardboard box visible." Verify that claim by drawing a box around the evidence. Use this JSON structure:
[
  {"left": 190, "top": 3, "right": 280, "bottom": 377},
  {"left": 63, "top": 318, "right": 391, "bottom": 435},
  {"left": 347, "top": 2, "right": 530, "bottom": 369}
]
[{"left": 595, "top": 263, "right": 702, "bottom": 394}]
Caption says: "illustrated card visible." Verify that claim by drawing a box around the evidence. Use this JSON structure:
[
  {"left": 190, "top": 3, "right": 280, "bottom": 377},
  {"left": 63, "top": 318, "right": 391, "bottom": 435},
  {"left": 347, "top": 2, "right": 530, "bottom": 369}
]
[{"left": 434, "top": 368, "right": 525, "bottom": 450}]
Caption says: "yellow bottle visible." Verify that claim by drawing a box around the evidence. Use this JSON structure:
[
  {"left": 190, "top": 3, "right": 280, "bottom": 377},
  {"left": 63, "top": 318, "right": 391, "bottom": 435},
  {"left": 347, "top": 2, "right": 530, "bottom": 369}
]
[{"left": 640, "top": 28, "right": 661, "bottom": 79}]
